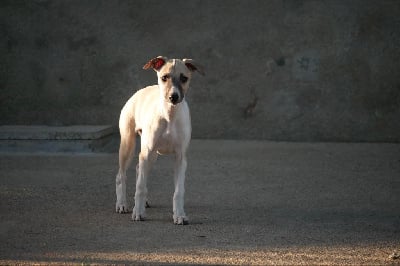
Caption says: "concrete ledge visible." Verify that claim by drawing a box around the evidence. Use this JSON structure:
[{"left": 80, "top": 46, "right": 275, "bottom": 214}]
[
  {"left": 0, "top": 125, "right": 117, "bottom": 153},
  {"left": 0, "top": 125, "right": 115, "bottom": 140}
]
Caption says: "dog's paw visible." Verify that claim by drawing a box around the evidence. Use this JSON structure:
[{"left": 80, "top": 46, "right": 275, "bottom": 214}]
[
  {"left": 174, "top": 216, "right": 189, "bottom": 225},
  {"left": 132, "top": 214, "right": 146, "bottom": 221},
  {"left": 132, "top": 206, "right": 146, "bottom": 221},
  {"left": 115, "top": 202, "right": 129, "bottom": 213}
]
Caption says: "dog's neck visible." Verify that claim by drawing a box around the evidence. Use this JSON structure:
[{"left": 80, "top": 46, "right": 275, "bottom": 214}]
[{"left": 159, "top": 99, "right": 183, "bottom": 122}]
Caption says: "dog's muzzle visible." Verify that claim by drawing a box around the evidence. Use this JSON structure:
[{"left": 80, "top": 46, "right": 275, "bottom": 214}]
[
  {"left": 169, "top": 92, "right": 182, "bottom": 105},
  {"left": 169, "top": 93, "right": 179, "bottom": 104}
]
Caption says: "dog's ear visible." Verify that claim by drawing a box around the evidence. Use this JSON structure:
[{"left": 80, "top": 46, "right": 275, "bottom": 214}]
[
  {"left": 143, "top": 56, "right": 168, "bottom": 71},
  {"left": 183, "top": 59, "right": 205, "bottom": 76}
]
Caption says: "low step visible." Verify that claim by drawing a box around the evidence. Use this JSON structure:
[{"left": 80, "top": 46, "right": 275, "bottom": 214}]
[{"left": 0, "top": 125, "right": 117, "bottom": 153}]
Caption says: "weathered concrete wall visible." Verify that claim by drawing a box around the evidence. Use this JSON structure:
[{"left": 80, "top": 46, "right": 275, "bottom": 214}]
[{"left": 1, "top": 0, "right": 399, "bottom": 141}]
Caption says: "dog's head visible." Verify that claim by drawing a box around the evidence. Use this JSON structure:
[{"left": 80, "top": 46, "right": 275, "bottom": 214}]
[{"left": 143, "top": 56, "right": 204, "bottom": 105}]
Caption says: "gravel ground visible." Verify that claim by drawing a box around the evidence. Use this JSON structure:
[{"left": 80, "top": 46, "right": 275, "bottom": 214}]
[{"left": 0, "top": 140, "right": 399, "bottom": 265}]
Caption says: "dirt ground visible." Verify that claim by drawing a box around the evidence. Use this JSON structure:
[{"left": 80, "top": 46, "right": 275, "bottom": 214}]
[{"left": 0, "top": 140, "right": 399, "bottom": 265}]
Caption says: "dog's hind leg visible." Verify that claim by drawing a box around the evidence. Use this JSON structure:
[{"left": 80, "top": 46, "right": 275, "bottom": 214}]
[{"left": 115, "top": 108, "right": 136, "bottom": 213}]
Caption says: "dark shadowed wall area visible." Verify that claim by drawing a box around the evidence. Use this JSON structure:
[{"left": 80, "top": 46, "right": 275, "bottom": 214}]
[{"left": 1, "top": 0, "right": 399, "bottom": 141}]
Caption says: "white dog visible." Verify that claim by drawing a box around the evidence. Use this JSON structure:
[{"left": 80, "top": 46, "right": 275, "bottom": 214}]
[{"left": 115, "top": 56, "right": 204, "bottom": 225}]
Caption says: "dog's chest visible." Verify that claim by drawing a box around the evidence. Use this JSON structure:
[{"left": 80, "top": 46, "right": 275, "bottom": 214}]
[{"left": 155, "top": 125, "right": 179, "bottom": 155}]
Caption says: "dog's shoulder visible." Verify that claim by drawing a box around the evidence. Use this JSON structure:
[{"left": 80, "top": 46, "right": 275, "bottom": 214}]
[
  {"left": 136, "top": 85, "right": 158, "bottom": 94},
  {"left": 132, "top": 85, "right": 160, "bottom": 108},
  {"left": 142, "top": 85, "right": 159, "bottom": 92},
  {"left": 134, "top": 85, "right": 158, "bottom": 97}
]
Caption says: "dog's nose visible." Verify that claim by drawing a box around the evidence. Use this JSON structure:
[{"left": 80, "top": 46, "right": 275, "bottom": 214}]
[{"left": 169, "top": 93, "right": 179, "bottom": 104}]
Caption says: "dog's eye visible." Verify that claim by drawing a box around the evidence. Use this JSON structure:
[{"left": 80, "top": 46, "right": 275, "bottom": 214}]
[
  {"left": 180, "top": 75, "right": 188, "bottom": 83},
  {"left": 161, "top": 75, "right": 169, "bottom": 82}
]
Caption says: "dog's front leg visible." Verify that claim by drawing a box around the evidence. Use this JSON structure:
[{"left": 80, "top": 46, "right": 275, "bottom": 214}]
[
  {"left": 173, "top": 152, "right": 188, "bottom": 225},
  {"left": 133, "top": 150, "right": 156, "bottom": 221}
]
